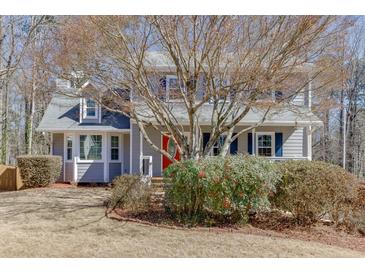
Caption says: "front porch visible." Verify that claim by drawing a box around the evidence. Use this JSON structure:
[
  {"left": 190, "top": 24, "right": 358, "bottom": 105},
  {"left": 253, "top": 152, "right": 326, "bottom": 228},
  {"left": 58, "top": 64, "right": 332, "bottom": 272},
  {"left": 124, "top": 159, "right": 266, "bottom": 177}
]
[
  {"left": 51, "top": 123, "right": 314, "bottom": 182},
  {"left": 52, "top": 131, "right": 130, "bottom": 183},
  {"left": 134, "top": 124, "right": 314, "bottom": 177}
]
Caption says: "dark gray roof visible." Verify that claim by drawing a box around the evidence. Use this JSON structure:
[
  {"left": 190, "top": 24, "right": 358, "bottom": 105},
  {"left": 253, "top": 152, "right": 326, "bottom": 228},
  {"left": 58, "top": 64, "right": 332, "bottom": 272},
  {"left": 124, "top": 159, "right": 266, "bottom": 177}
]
[
  {"left": 134, "top": 102, "right": 323, "bottom": 126},
  {"left": 37, "top": 94, "right": 130, "bottom": 132},
  {"left": 38, "top": 92, "right": 322, "bottom": 133},
  {"left": 144, "top": 51, "right": 314, "bottom": 73}
]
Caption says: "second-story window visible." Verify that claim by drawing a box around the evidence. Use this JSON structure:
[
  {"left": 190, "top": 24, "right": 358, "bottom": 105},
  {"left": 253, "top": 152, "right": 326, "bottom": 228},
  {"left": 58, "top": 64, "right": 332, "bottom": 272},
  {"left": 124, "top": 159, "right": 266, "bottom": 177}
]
[
  {"left": 84, "top": 98, "right": 97, "bottom": 118},
  {"left": 166, "top": 75, "right": 179, "bottom": 100}
]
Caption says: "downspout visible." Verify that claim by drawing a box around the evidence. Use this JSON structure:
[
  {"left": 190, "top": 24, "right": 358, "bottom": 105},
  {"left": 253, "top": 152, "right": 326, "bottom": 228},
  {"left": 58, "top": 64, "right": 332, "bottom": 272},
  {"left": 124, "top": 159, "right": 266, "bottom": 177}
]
[{"left": 307, "top": 79, "right": 312, "bottom": 160}]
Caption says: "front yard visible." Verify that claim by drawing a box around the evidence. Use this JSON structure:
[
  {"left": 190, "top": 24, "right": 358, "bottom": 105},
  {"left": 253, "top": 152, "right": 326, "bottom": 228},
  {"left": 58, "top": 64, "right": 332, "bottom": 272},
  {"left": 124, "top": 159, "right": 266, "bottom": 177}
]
[{"left": 0, "top": 187, "right": 364, "bottom": 257}]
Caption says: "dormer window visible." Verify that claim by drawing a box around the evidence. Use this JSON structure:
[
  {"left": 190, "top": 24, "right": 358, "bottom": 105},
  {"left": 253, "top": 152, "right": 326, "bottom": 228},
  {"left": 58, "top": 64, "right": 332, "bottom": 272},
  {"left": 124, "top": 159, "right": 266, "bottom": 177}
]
[{"left": 83, "top": 98, "right": 98, "bottom": 119}]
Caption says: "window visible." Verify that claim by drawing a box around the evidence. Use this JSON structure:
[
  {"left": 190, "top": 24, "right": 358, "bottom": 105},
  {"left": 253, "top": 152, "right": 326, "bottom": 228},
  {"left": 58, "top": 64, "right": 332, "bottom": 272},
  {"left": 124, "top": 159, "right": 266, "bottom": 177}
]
[
  {"left": 257, "top": 91, "right": 283, "bottom": 102},
  {"left": 274, "top": 91, "right": 283, "bottom": 101},
  {"left": 167, "top": 75, "right": 178, "bottom": 92},
  {"left": 257, "top": 133, "right": 274, "bottom": 157},
  {"left": 80, "top": 135, "right": 102, "bottom": 160},
  {"left": 207, "top": 78, "right": 230, "bottom": 103},
  {"left": 212, "top": 135, "right": 226, "bottom": 156},
  {"left": 84, "top": 98, "right": 97, "bottom": 118},
  {"left": 110, "top": 136, "right": 119, "bottom": 161},
  {"left": 166, "top": 75, "right": 180, "bottom": 100},
  {"left": 167, "top": 138, "right": 177, "bottom": 158},
  {"left": 66, "top": 136, "right": 72, "bottom": 160}
]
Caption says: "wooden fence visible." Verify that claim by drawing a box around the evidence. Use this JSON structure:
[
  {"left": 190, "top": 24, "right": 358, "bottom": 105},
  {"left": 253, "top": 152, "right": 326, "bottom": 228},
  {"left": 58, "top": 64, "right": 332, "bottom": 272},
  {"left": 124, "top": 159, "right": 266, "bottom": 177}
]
[{"left": 0, "top": 165, "right": 23, "bottom": 191}]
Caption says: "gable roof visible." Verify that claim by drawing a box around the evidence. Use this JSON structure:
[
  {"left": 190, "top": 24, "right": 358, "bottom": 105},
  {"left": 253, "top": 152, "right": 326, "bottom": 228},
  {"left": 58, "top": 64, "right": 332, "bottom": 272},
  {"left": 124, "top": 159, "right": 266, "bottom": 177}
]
[{"left": 37, "top": 93, "right": 130, "bottom": 132}]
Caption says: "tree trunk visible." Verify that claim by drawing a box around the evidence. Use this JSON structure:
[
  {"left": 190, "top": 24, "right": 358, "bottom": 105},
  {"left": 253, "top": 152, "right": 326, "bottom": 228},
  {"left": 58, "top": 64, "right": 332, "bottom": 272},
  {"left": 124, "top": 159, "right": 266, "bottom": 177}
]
[
  {"left": 1, "top": 82, "right": 9, "bottom": 164},
  {"left": 339, "top": 89, "right": 345, "bottom": 168},
  {"left": 24, "top": 62, "right": 36, "bottom": 155}
]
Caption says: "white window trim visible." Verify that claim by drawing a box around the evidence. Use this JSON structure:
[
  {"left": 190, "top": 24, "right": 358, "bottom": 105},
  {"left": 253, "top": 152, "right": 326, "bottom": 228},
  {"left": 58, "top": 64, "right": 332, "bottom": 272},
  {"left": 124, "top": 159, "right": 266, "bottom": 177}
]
[
  {"left": 82, "top": 98, "right": 99, "bottom": 119},
  {"left": 64, "top": 133, "right": 75, "bottom": 162},
  {"left": 110, "top": 134, "right": 122, "bottom": 162},
  {"left": 166, "top": 75, "right": 179, "bottom": 101},
  {"left": 255, "top": 132, "right": 275, "bottom": 157},
  {"left": 78, "top": 133, "right": 104, "bottom": 163}
]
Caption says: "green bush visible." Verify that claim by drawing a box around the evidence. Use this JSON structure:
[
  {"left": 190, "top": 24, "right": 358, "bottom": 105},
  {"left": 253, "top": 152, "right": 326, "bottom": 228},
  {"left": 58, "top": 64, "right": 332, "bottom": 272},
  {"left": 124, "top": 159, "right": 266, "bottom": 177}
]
[
  {"left": 271, "top": 160, "right": 358, "bottom": 224},
  {"left": 109, "top": 175, "right": 151, "bottom": 211},
  {"left": 164, "top": 155, "right": 280, "bottom": 225},
  {"left": 17, "top": 155, "right": 62, "bottom": 188}
]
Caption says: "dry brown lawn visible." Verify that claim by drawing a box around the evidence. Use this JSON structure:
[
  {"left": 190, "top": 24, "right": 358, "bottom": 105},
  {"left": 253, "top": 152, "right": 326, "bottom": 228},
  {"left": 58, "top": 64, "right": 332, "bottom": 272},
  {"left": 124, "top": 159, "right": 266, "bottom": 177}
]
[{"left": 0, "top": 187, "right": 364, "bottom": 257}]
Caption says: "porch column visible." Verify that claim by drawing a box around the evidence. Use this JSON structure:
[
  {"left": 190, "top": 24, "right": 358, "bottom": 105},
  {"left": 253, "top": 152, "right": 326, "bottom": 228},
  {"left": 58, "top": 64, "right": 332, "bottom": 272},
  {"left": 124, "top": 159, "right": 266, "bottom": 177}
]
[
  {"left": 139, "top": 131, "right": 143, "bottom": 175},
  {"left": 103, "top": 132, "right": 108, "bottom": 182},
  {"left": 129, "top": 130, "right": 132, "bottom": 174},
  {"left": 252, "top": 128, "right": 256, "bottom": 155},
  {"left": 50, "top": 133, "right": 53, "bottom": 155},
  {"left": 307, "top": 125, "right": 312, "bottom": 160},
  {"left": 73, "top": 156, "right": 78, "bottom": 182}
]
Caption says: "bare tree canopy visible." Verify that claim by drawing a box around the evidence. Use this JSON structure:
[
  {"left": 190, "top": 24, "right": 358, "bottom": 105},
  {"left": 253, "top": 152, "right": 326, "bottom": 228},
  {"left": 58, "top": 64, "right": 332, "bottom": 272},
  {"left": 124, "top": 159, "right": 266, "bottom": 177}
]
[{"left": 45, "top": 15, "right": 353, "bottom": 162}]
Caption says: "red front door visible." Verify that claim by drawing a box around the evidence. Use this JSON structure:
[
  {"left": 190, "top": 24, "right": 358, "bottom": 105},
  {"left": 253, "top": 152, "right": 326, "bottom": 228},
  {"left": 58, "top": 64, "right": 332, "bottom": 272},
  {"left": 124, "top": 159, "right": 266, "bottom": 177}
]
[{"left": 162, "top": 135, "right": 180, "bottom": 170}]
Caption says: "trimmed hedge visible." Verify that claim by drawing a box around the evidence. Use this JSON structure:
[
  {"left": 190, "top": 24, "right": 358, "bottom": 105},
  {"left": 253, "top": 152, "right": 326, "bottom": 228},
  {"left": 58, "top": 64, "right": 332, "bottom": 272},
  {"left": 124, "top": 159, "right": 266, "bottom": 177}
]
[
  {"left": 108, "top": 175, "right": 151, "bottom": 211},
  {"left": 164, "top": 155, "right": 280, "bottom": 225},
  {"left": 17, "top": 155, "right": 62, "bottom": 188},
  {"left": 271, "top": 160, "right": 358, "bottom": 224}
]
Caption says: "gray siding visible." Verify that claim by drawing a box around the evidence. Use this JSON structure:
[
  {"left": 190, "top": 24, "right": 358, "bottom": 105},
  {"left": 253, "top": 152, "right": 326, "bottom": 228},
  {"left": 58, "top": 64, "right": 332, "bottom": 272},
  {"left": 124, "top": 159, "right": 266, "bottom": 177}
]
[
  {"left": 291, "top": 85, "right": 310, "bottom": 107},
  {"left": 292, "top": 92, "right": 305, "bottom": 106},
  {"left": 52, "top": 133, "right": 64, "bottom": 181},
  {"left": 303, "top": 126, "right": 308, "bottom": 157},
  {"left": 65, "top": 162, "right": 73, "bottom": 182},
  {"left": 123, "top": 134, "right": 130, "bottom": 173},
  {"left": 131, "top": 123, "right": 141, "bottom": 174},
  {"left": 131, "top": 123, "right": 163, "bottom": 176},
  {"left": 196, "top": 75, "right": 206, "bottom": 100},
  {"left": 77, "top": 163, "right": 104, "bottom": 182},
  {"left": 142, "top": 127, "right": 162, "bottom": 176},
  {"left": 109, "top": 163, "right": 122, "bottom": 182},
  {"left": 283, "top": 127, "right": 304, "bottom": 157}
]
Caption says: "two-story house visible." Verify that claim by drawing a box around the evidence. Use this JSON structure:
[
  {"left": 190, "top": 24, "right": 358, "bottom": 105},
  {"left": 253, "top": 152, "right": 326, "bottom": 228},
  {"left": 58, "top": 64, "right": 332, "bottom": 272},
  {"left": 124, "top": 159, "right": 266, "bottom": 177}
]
[{"left": 37, "top": 55, "right": 323, "bottom": 183}]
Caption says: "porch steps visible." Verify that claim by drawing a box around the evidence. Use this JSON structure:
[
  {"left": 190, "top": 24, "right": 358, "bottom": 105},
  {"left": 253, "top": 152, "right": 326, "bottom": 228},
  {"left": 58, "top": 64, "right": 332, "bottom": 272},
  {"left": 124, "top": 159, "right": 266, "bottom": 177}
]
[
  {"left": 149, "top": 177, "right": 167, "bottom": 208},
  {"left": 150, "top": 177, "right": 166, "bottom": 192}
]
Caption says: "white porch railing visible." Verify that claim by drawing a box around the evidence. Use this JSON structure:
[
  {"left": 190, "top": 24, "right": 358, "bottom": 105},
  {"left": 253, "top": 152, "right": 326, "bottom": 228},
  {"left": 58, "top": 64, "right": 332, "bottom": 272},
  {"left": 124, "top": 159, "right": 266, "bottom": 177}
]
[{"left": 140, "top": 155, "right": 153, "bottom": 177}]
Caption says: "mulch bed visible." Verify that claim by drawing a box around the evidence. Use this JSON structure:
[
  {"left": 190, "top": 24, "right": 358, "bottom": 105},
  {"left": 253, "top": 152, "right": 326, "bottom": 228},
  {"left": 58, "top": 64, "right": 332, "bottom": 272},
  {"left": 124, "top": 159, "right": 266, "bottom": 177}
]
[
  {"left": 107, "top": 208, "right": 365, "bottom": 253},
  {"left": 47, "top": 182, "right": 76, "bottom": 189}
]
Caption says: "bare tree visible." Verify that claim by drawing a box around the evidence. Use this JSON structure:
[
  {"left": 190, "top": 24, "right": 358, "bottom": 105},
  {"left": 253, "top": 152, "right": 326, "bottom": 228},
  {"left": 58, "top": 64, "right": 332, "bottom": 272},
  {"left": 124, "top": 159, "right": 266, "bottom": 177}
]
[
  {"left": 312, "top": 17, "right": 365, "bottom": 177},
  {"left": 0, "top": 16, "right": 47, "bottom": 164},
  {"left": 48, "top": 16, "right": 351, "bottom": 162}
]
